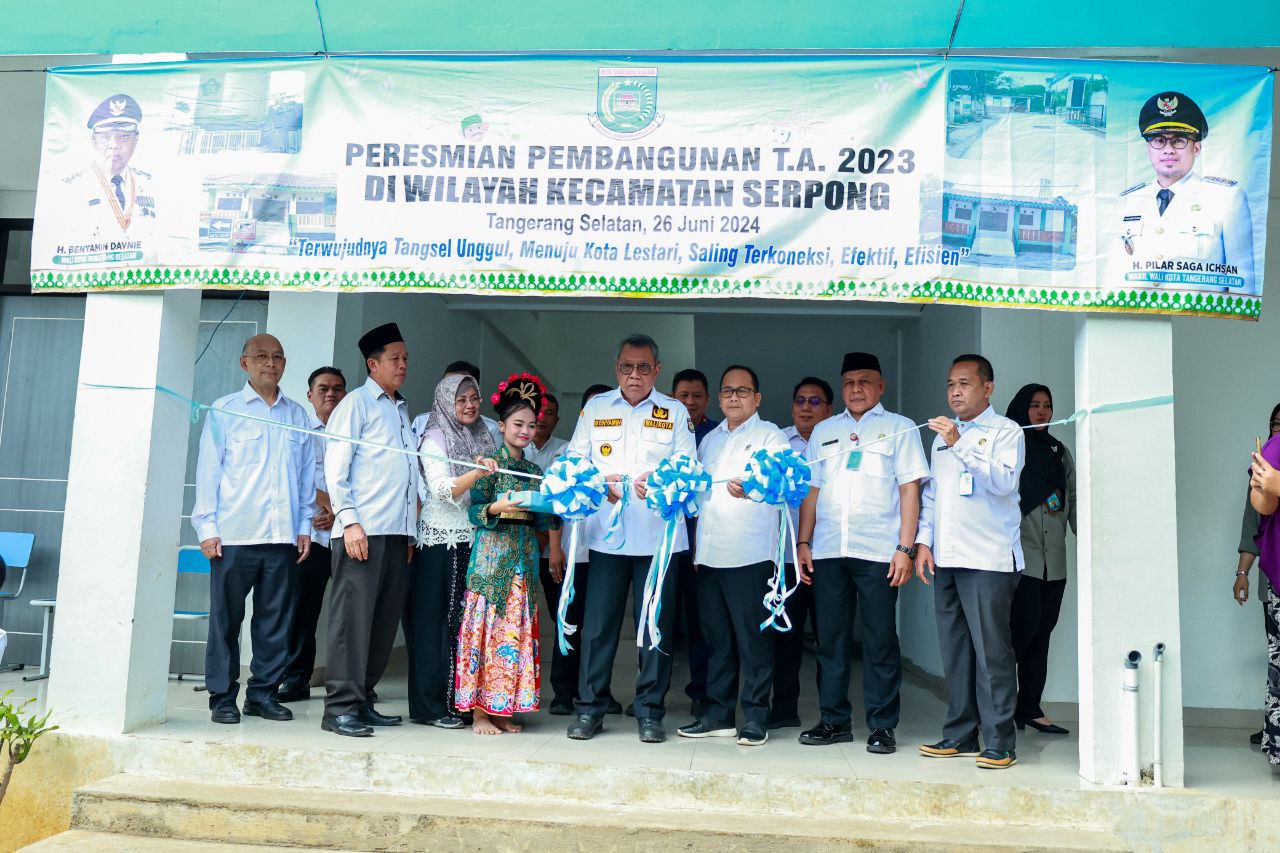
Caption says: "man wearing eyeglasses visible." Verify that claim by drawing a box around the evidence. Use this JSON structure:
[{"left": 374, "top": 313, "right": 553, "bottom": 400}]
[
  {"left": 1112, "top": 91, "right": 1254, "bottom": 292},
  {"left": 795, "top": 352, "right": 928, "bottom": 754},
  {"left": 563, "top": 333, "right": 696, "bottom": 744},
  {"left": 768, "top": 376, "right": 833, "bottom": 730},
  {"left": 61, "top": 94, "right": 159, "bottom": 257}
]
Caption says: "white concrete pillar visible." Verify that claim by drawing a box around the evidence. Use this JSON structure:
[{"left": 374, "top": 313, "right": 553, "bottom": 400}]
[
  {"left": 266, "top": 292, "right": 366, "bottom": 404},
  {"left": 1073, "top": 314, "right": 1183, "bottom": 786},
  {"left": 46, "top": 291, "right": 200, "bottom": 733},
  {"left": 262, "top": 292, "right": 365, "bottom": 679}
]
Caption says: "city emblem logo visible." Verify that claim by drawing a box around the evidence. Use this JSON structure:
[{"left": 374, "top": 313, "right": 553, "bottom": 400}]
[
  {"left": 589, "top": 67, "right": 663, "bottom": 140},
  {"left": 600, "top": 443, "right": 613, "bottom": 457},
  {"left": 1157, "top": 95, "right": 1179, "bottom": 117},
  {"left": 651, "top": 405, "right": 670, "bottom": 421}
]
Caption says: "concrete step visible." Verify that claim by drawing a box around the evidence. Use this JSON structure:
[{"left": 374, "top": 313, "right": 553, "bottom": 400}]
[
  {"left": 68, "top": 773, "right": 1130, "bottom": 852},
  {"left": 22, "top": 829, "right": 331, "bottom": 851}
]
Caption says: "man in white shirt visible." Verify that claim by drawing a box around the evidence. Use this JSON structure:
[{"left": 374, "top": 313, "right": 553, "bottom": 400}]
[
  {"left": 677, "top": 365, "right": 787, "bottom": 747},
  {"left": 413, "top": 360, "right": 502, "bottom": 447},
  {"left": 278, "top": 366, "right": 347, "bottom": 703},
  {"left": 192, "top": 334, "right": 316, "bottom": 725},
  {"left": 322, "top": 323, "right": 419, "bottom": 738},
  {"left": 562, "top": 334, "right": 697, "bottom": 743},
  {"left": 526, "top": 392, "right": 568, "bottom": 471},
  {"left": 545, "top": 385, "right": 623, "bottom": 717},
  {"left": 769, "top": 376, "right": 832, "bottom": 730},
  {"left": 796, "top": 353, "right": 928, "bottom": 754},
  {"left": 916, "top": 354, "right": 1025, "bottom": 770}
]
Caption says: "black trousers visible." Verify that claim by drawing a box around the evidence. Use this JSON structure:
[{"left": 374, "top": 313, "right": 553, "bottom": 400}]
[
  {"left": 403, "top": 542, "right": 470, "bottom": 721},
  {"left": 205, "top": 543, "right": 296, "bottom": 708},
  {"left": 698, "top": 561, "right": 776, "bottom": 728},
  {"left": 812, "top": 556, "right": 901, "bottom": 730},
  {"left": 324, "top": 534, "right": 410, "bottom": 718},
  {"left": 281, "top": 542, "right": 332, "bottom": 688},
  {"left": 935, "top": 566, "right": 1019, "bottom": 751},
  {"left": 577, "top": 549, "right": 680, "bottom": 720},
  {"left": 677, "top": 549, "right": 710, "bottom": 703},
  {"left": 1009, "top": 573, "right": 1067, "bottom": 721},
  {"left": 770, "top": 561, "right": 815, "bottom": 722},
  {"left": 540, "top": 558, "right": 606, "bottom": 704}
]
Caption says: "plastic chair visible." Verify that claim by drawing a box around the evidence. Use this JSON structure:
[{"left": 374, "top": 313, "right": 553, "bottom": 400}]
[
  {"left": 171, "top": 546, "right": 212, "bottom": 683},
  {"left": 0, "top": 532, "right": 37, "bottom": 675}
]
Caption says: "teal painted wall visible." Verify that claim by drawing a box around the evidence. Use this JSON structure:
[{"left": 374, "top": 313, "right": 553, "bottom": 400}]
[{"left": 5, "top": 0, "right": 1279, "bottom": 55}]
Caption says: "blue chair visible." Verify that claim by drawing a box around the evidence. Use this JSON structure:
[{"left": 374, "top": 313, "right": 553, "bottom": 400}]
[
  {"left": 171, "top": 546, "right": 212, "bottom": 682},
  {"left": 0, "top": 532, "right": 37, "bottom": 675}
]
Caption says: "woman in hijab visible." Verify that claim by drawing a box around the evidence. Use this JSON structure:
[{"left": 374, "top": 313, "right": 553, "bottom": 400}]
[
  {"left": 1235, "top": 402, "right": 1280, "bottom": 746},
  {"left": 1006, "top": 383, "right": 1076, "bottom": 735},
  {"left": 404, "top": 372, "right": 497, "bottom": 729}
]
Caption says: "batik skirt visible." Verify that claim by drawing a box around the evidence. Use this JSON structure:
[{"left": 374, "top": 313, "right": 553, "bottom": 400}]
[{"left": 454, "top": 569, "right": 540, "bottom": 716}]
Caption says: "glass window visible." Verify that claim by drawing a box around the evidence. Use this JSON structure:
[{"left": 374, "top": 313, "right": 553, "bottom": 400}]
[
  {"left": 952, "top": 205, "right": 972, "bottom": 222},
  {"left": 216, "top": 197, "right": 243, "bottom": 211},
  {"left": 1, "top": 223, "right": 33, "bottom": 286},
  {"left": 294, "top": 200, "right": 325, "bottom": 214}
]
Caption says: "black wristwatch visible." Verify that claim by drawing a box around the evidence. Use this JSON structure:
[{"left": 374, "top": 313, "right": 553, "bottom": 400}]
[{"left": 896, "top": 544, "right": 918, "bottom": 559}]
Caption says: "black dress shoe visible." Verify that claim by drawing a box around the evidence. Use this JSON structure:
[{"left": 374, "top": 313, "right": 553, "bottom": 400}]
[
  {"left": 549, "top": 698, "right": 575, "bottom": 716},
  {"left": 322, "top": 714, "right": 373, "bottom": 737},
  {"left": 210, "top": 705, "right": 241, "bottom": 725},
  {"left": 866, "top": 728, "right": 896, "bottom": 754},
  {"left": 918, "top": 738, "right": 981, "bottom": 758},
  {"left": 624, "top": 702, "right": 636, "bottom": 717},
  {"left": 767, "top": 716, "right": 802, "bottom": 730},
  {"left": 976, "top": 748, "right": 1017, "bottom": 769},
  {"left": 637, "top": 717, "right": 666, "bottom": 744},
  {"left": 276, "top": 682, "right": 311, "bottom": 703},
  {"left": 605, "top": 697, "right": 624, "bottom": 715},
  {"left": 1017, "top": 718, "right": 1069, "bottom": 735},
  {"left": 358, "top": 703, "right": 402, "bottom": 726},
  {"left": 799, "top": 721, "right": 853, "bottom": 746},
  {"left": 1252, "top": 730, "right": 1265, "bottom": 746},
  {"left": 243, "top": 699, "right": 294, "bottom": 721},
  {"left": 566, "top": 713, "right": 604, "bottom": 740},
  {"left": 677, "top": 719, "right": 735, "bottom": 738}
]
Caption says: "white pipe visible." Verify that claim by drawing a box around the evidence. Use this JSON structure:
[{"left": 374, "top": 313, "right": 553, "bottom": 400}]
[
  {"left": 1121, "top": 650, "right": 1142, "bottom": 786},
  {"left": 1152, "top": 643, "right": 1166, "bottom": 788}
]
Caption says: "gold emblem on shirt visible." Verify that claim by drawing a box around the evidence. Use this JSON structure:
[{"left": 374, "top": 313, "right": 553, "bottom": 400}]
[
  {"left": 643, "top": 419, "right": 673, "bottom": 430},
  {"left": 594, "top": 418, "right": 623, "bottom": 428},
  {"left": 979, "top": 438, "right": 988, "bottom": 446},
  {"left": 651, "top": 405, "right": 670, "bottom": 420},
  {"left": 600, "top": 443, "right": 613, "bottom": 456}
]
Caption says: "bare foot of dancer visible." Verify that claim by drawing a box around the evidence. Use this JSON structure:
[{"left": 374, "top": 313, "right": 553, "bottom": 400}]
[
  {"left": 493, "top": 716, "right": 522, "bottom": 734},
  {"left": 472, "top": 709, "right": 501, "bottom": 735}
]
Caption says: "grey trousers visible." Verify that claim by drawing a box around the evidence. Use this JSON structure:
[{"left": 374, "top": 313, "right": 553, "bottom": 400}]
[
  {"left": 935, "top": 566, "right": 1020, "bottom": 751},
  {"left": 324, "top": 534, "right": 410, "bottom": 718}
]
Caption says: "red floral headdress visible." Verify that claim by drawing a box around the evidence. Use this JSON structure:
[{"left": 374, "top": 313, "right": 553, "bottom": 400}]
[{"left": 492, "top": 371, "right": 550, "bottom": 420}]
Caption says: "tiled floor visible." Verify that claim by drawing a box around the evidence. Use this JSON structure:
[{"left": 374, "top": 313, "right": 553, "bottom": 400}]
[{"left": 3, "top": 635, "right": 1274, "bottom": 797}]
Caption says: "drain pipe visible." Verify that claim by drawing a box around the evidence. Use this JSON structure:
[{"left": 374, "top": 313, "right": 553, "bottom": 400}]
[
  {"left": 1121, "top": 650, "right": 1142, "bottom": 786},
  {"left": 1152, "top": 643, "right": 1166, "bottom": 788}
]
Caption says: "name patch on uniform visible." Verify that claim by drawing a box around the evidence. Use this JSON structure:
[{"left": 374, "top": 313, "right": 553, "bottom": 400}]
[
  {"left": 594, "top": 418, "right": 622, "bottom": 427},
  {"left": 643, "top": 419, "right": 673, "bottom": 430},
  {"left": 820, "top": 439, "right": 839, "bottom": 447},
  {"left": 650, "top": 405, "right": 670, "bottom": 420},
  {"left": 1124, "top": 215, "right": 1142, "bottom": 221}
]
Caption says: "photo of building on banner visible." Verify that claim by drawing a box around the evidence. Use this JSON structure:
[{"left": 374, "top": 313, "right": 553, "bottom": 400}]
[{"left": 28, "top": 56, "right": 1271, "bottom": 318}]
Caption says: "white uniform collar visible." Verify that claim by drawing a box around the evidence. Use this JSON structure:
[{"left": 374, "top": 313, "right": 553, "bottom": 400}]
[
  {"left": 719, "top": 412, "right": 761, "bottom": 435},
  {"left": 610, "top": 386, "right": 661, "bottom": 409},
  {"left": 959, "top": 403, "right": 996, "bottom": 427},
  {"left": 842, "top": 402, "right": 886, "bottom": 425},
  {"left": 363, "top": 375, "right": 406, "bottom": 403},
  {"left": 240, "top": 381, "right": 283, "bottom": 408},
  {"left": 1153, "top": 169, "right": 1200, "bottom": 196}
]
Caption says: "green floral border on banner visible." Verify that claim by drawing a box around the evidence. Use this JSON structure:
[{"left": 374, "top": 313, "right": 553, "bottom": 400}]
[{"left": 29, "top": 269, "right": 1262, "bottom": 320}]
